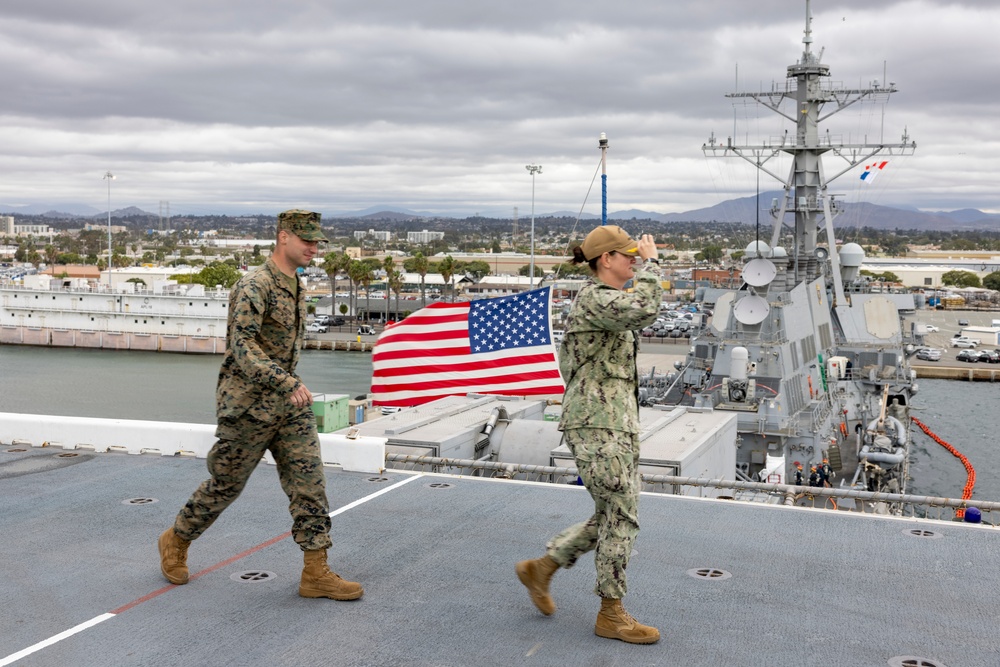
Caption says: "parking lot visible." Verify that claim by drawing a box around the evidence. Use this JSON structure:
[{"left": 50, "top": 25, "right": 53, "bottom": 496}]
[{"left": 909, "top": 309, "right": 1000, "bottom": 369}]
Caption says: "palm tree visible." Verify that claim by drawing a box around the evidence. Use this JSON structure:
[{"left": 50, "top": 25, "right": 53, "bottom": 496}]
[
  {"left": 388, "top": 268, "right": 403, "bottom": 320},
  {"left": 322, "top": 252, "right": 339, "bottom": 305},
  {"left": 347, "top": 259, "right": 366, "bottom": 324},
  {"left": 357, "top": 259, "right": 378, "bottom": 323},
  {"left": 382, "top": 256, "right": 395, "bottom": 323},
  {"left": 438, "top": 255, "right": 455, "bottom": 302},
  {"left": 323, "top": 251, "right": 351, "bottom": 317},
  {"left": 411, "top": 252, "right": 429, "bottom": 307}
]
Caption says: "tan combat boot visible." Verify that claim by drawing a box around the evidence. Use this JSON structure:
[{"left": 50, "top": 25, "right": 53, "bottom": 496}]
[
  {"left": 299, "top": 550, "right": 364, "bottom": 600},
  {"left": 594, "top": 597, "right": 660, "bottom": 644},
  {"left": 515, "top": 555, "right": 559, "bottom": 615},
  {"left": 158, "top": 527, "right": 191, "bottom": 585}
]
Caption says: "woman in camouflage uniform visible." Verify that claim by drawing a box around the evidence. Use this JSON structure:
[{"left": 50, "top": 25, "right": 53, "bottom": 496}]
[{"left": 517, "top": 225, "right": 662, "bottom": 644}]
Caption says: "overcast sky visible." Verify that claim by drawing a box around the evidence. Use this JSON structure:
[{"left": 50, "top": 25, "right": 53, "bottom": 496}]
[{"left": 1, "top": 0, "right": 997, "bottom": 218}]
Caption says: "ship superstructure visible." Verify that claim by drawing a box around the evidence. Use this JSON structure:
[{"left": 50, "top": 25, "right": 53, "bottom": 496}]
[
  {"left": 673, "top": 1, "right": 918, "bottom": 505},
  {"left": 0, "top": 274, "right": 228, "bottom": 353}
]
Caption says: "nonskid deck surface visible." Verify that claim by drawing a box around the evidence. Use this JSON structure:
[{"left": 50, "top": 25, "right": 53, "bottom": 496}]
[{"left": 1, "top": 447, "right": 997, "bottom": 667}]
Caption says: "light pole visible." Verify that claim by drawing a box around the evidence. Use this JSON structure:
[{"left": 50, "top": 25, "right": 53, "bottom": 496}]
[
  {"left": 525, "top": 164, "right": 542, "bottom": 288},
  {"left": 599, "top": 132, "right": 609, "bottom": 226},
  {"left": 103, "top": 171, "right": 115, "bottom": 287}
]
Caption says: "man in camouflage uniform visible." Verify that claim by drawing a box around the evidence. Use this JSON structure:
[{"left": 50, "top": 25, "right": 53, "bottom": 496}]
[
  {"left": 158, "top": 209, "right": 363, "bottom": 601},
  {"left": 517, "top": 225, "right": 663, "bottom": 644}
]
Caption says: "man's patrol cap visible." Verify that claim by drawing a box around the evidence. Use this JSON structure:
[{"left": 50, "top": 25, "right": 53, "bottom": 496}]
[
  {"left": 580, "top": 225, "right": 639, "bottom": 261},
  {"left": 278, "top": 209, "right": 327, "bottom": 242}
]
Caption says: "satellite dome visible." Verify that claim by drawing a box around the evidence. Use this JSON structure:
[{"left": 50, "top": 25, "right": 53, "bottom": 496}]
[
  {"left": 744, "top": 241, "right": 771, "bottom": 259},
  {"left": 839, "top": 243, "right": 865, "bottom": 268}
]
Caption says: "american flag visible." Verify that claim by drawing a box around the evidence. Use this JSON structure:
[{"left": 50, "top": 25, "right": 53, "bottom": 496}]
[{"left": 370, "top": 286, "right": 565, "bottom": 407}]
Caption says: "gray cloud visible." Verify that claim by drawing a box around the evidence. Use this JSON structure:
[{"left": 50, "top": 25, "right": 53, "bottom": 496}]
[{"left": 0, "top": 0, "right": 997, "bottom": 217}]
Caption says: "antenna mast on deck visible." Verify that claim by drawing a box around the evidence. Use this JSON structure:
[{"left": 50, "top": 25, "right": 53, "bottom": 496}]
[{"left": 703, "top": 0, "right": 916, "bottom": 304}]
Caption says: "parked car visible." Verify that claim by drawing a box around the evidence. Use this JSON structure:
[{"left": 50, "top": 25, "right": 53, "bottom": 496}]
[
  {"left": 958, "top": 319, "right": 970, "bottom": 326},
  {"left": 315, "top": 314, "right": 331, "bottom": 325},
  {"left": 979, "top": 349, "right": 1000, "bottom": 363},
  {"left": 306, "top": 322, "right": 328, "bottom": 333},
  {"left": 669, "top": 328, "right": 685, "bottom": 338},
  {"left": 654, "top": 329, "right": 670, "bottom": 338},
  {"left": 915, "top": 347, "right": 942, "bottom": 361},
  {"left": 331, "top": 317, "right": 346, "bottom": 326},
  {"left": 924, "top": 324, "right": 939, "bottom": 332},
  {"left": 957, "top": 349, "right": 979, "bottom": 363},
  {"left": 951, "top": 336, "right": 979, "bottom": 348},
  {"left": 641, "top": 327, "right": 656, "bottom": 338}
]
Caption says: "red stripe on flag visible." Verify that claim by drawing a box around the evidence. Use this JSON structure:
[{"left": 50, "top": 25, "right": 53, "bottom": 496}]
[
  {"left": 373, "top": 346, "right": 473, "bottom": 362},
  {"left": 375, "top": 329, "right": 470, "bottom": 345}
]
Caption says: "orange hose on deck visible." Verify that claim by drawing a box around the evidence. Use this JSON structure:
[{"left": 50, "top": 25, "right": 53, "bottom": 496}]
[{"left": 911, "top": 416, "right": 976, "bottom": 518}]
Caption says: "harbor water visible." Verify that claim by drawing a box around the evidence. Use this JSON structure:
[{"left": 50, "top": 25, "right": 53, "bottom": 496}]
[{"left": 1, "top": 345, "right": 997, "bottom": 502}]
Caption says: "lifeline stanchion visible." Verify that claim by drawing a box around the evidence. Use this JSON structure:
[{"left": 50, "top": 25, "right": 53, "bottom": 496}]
[{"left": 911, "top": 416, "right": 976, "bottom": 518}]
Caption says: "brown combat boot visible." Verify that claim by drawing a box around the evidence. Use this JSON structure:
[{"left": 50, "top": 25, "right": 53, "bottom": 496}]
[
  {"left": 515, "top": 555, "right": 559, "bottom": 615},
  {"left": 299, "top": 550, "right": 364, "bottom": 600},
  {"left": 158, "top": 527, "right": 191, "bottom": 585},
  {"left": 594, "top": 597, "right": 660, "bottom": 644}
]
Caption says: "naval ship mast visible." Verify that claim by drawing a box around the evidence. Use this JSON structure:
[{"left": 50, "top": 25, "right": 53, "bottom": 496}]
[
  {"left": 670, "top": 1, "right": 919, "bottom": 507},
  {"left": 704, "top": 0, "right": 916, "bottom": 304}
]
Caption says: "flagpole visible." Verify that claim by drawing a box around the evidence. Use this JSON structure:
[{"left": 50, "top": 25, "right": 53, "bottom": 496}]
[{"left": 599, "top": 133, "right": 609, "bottom": 226}]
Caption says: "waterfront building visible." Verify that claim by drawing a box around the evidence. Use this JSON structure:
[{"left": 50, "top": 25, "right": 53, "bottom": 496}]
[
  {"left": 861, "top": 257, "right": 1000, "bottom": 289},
  {"left": 83, "top": 222, "right": 128, "bottom": 235},
  {"left": 406, "top": 230, "right": 445, "bottom": 243},
  {"left": 41, "top": 265, "right": 101, "bottom": 281},
  {"left": 354, "top": 229, "right": 392, "bottom": 242},
  {"left": 10, "top": 222, "right": 53, "bottom": 237},
  {"left": 101, "top": 265, "right": 202, "bottom": 289},
  {"left": 464, "top": 275, "right": 533, "bottom": 297}
]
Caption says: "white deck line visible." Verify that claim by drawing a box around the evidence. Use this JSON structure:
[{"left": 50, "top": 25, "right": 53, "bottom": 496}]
[
  {"left": 0, "top": 474, "right": 422, "bottom": 667},
  {"left": 0, "top": 613, "right": 116, "bottom": 667}
]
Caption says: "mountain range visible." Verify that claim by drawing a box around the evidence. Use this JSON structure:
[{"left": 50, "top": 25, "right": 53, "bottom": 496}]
[{"left": 4, "top": 195, "right": 1000, "bottom": 231}]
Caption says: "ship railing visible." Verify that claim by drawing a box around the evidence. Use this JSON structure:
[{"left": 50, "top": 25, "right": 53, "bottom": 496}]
[
  {"left": 384, "top": 453, "right": 1000, "bottom": 525},
  {"left": 833, "top": 365, "right": 913, "bottom": 385},
  {"left": 794, "top": 401, "right": 833, "bottom": 435},
  {"left": 0, "top": 302, "right": 225, "bottom": 321},
  {"left": 717, "top": 330, "right": 786, "bottom": 344},
  {"left": 386, "top": 453, "right": 582, "bottom": 486},
  {"left": 0, "top": 282, "right": 230, "bottom": 299}
]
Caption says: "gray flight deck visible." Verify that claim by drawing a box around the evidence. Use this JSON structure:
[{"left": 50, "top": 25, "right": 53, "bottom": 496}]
[{"left": 2, "top": 444, "right": 998, "bottom": 667}]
